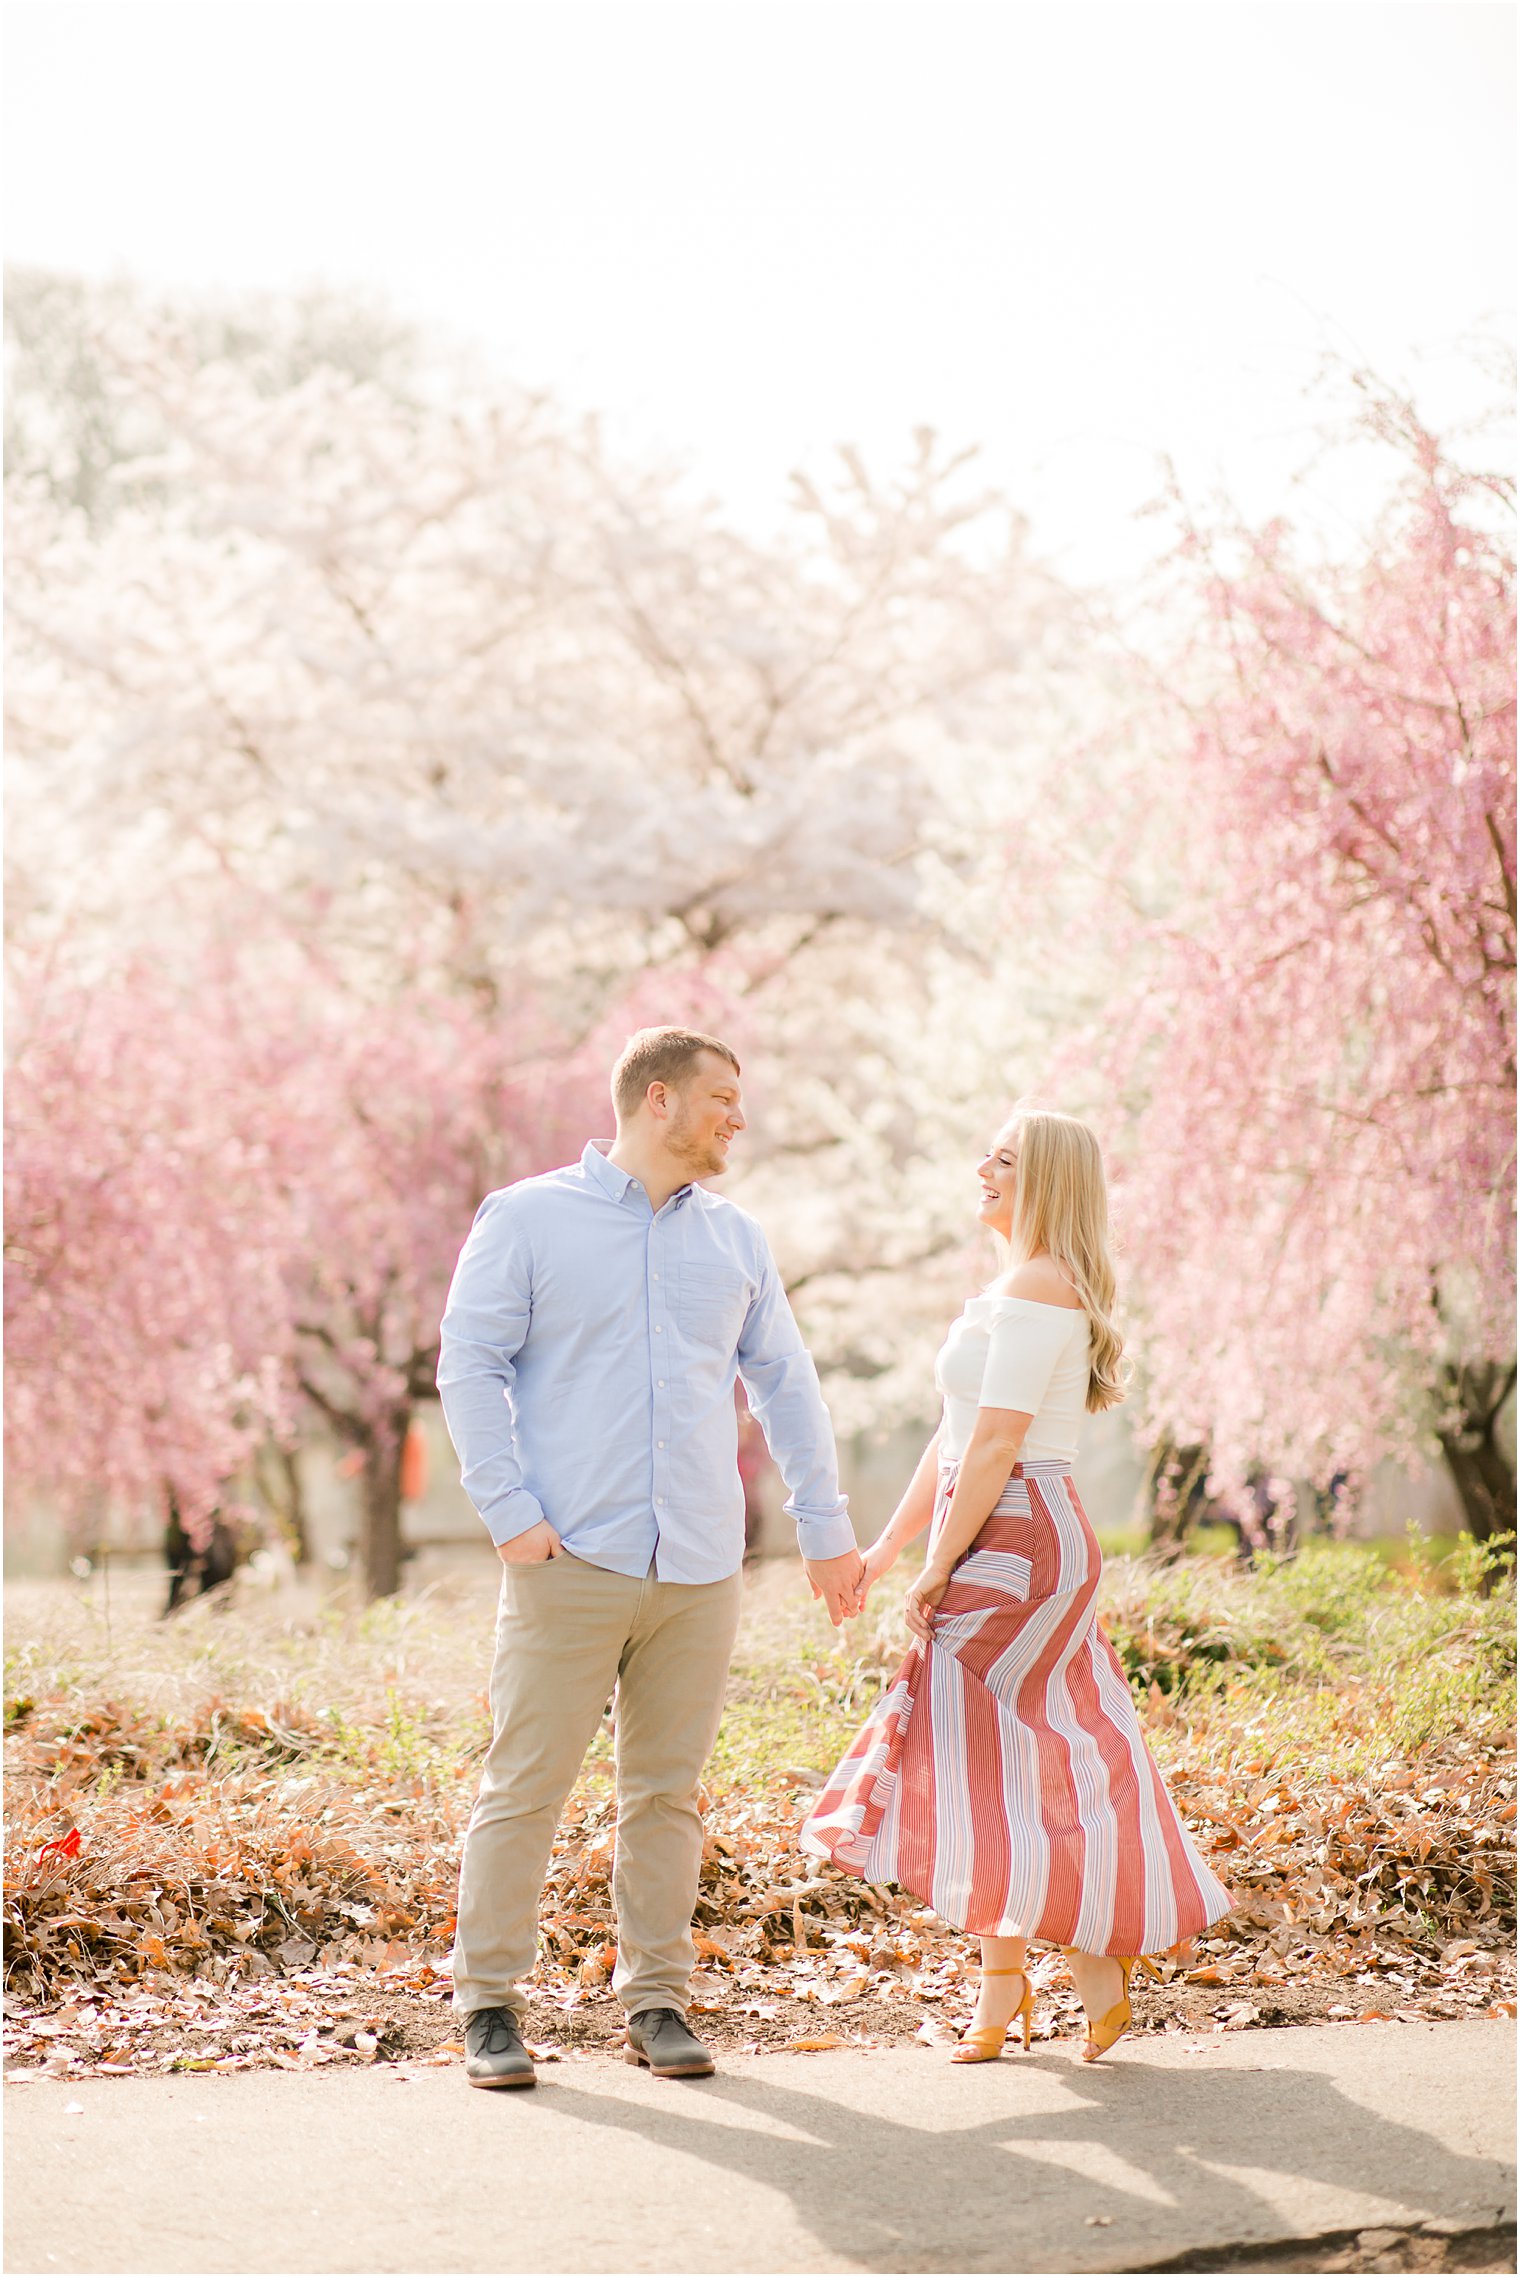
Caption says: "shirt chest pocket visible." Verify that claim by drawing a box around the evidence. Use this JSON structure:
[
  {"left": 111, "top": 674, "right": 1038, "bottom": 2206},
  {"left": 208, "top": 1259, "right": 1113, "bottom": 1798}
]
[{"left": 672, "top": 1264, "right": 750, "bottom": 1348}]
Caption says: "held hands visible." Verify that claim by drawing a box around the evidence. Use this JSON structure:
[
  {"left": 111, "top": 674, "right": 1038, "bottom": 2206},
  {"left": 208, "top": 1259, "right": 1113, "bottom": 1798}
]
[
  {"left": 496, "top": 1518, "right": 564, "bottom": 1566},
  {"left": 804, "top": 1548, "right": 867, "bottom": 1627},
  {"left": 904, "top": 1563, "right": 952, "bottom": 1643},
  {"left": 804, "top": 1535, "right": 922, "bottom": 1629},
  {"left": 804, "top": 1535, "right": 905, "bottom": 1626}
]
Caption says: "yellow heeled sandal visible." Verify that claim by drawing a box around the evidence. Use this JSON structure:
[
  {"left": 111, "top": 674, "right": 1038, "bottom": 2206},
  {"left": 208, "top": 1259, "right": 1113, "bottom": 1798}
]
[
  {"left": 1067, "top": 1952, "right": 1161, "bottom": 2063},
  {"left": 950, "top": 1967, "right": 1034, "bottom": 2064}
]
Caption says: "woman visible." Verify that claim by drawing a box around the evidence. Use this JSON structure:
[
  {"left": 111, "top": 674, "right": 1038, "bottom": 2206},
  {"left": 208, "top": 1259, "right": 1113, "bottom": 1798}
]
[{"left": 800, "top": 1108, "right": 1232, "bottom": 2062}]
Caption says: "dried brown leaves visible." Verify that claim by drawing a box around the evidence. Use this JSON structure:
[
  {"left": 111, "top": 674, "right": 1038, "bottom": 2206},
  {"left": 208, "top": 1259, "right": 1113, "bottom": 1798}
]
[
  {"left": 5, "top": 1710, "right": 1514, "bottom": 2077},
  {"left": 4, "top": 1556, "right": 1515, "bottom": 2075}
]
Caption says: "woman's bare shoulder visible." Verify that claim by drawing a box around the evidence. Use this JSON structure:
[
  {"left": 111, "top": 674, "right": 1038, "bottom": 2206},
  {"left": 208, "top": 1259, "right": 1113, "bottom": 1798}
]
[{"left": 988, "top": 1256, "right": 1084, "bottom": 1310}]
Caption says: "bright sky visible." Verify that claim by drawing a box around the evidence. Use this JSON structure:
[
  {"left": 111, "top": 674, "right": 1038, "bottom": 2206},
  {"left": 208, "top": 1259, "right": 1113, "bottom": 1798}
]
[{"left": 5, "top": 0, "right": 1515, "bottom": 584}]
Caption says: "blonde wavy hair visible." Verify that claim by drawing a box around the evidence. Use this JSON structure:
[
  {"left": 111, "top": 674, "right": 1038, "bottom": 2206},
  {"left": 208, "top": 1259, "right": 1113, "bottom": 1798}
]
[{"left": 996, "top": 1108, "right": 1128, "bottom": 1414}]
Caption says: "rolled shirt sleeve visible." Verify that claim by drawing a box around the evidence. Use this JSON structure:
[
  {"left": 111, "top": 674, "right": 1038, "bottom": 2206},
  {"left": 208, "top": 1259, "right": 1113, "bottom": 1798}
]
[
  {"left": 737, "top": 1241, "right": 856, "bottom": 1563},
  {"left": 436, "top": 1191, "right": 548, "bottom": 1546},
  {"left": 978, "top": 1300, "right": 1074, "bottom": 1417}
]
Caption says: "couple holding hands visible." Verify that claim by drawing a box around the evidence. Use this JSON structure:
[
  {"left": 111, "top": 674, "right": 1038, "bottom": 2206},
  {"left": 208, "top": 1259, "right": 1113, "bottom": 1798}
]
[{"left": 438, "top": 1026, "right": 1231, "bottom": 2090}]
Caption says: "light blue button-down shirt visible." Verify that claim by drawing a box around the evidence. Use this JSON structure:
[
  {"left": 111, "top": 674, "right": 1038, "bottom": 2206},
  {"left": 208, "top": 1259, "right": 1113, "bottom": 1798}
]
[{"left": 437, "top": 1141, "right": 855, "bottom": 1583}]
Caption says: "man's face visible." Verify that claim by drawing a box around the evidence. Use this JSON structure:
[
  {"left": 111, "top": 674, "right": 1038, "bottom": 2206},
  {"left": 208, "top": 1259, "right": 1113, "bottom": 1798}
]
[{"left": 663, "top": 1053, "right": 746, "bottom": 1179}]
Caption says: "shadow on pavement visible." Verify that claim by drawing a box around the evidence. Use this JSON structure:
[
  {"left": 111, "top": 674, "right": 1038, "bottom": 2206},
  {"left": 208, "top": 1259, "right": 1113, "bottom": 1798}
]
[{"left": 537, "top": 2051, "right": 1516, "bottom": 2274}]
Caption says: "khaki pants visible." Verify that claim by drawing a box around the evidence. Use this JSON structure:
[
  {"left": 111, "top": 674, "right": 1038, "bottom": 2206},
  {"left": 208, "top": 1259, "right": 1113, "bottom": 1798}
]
[{"left": 450, "top": 1553, "right": 744, "bottom": 2021}]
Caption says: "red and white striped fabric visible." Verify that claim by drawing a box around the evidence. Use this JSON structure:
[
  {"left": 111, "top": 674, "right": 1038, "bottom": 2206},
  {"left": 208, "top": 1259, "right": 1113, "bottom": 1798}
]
[{"left": 800, "top": 1460, "right": 1234, "bottom": 1954}]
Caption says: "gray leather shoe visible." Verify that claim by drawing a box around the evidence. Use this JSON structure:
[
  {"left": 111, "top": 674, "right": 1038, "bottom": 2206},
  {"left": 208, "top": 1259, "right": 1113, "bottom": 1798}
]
[
  {"left": 625, "top": 2006, "right": 715, "bottom": 2078},
  {"left": 464, "top": 2005, "right": 535, "bottom": 2089}
]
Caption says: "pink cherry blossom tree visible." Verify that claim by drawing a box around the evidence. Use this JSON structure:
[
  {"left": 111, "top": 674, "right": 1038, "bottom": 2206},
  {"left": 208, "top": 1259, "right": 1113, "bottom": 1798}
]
[
  {"left": 4, "top": 947, "right": 290, "bottom": 1554},
  {"left": 1093, "top": 375, "right": 1515, "bottom": 1539},
  {"left": 249, "top": 944, "right": 600, "bottom": 1597},
  {"left": 5, "top": 926, "right": 601, "bottom": 1597}
]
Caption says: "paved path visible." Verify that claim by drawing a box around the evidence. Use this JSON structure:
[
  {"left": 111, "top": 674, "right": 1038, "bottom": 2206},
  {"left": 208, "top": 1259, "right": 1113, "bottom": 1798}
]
[{"left": 5, "top": 2021, "right": 1514, "bottom": 2274}]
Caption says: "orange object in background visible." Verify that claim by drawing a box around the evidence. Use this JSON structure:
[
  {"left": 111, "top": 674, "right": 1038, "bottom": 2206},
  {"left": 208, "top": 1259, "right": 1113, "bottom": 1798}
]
[{"left": 399, "top": 1421, "right": 429, "bottom": 1503}]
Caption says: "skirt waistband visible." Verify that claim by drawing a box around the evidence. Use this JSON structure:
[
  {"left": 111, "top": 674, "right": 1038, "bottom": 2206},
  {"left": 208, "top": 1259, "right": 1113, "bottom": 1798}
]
[{"left": 937, "top": 1456, "right": 1072, "bottom": 1479}]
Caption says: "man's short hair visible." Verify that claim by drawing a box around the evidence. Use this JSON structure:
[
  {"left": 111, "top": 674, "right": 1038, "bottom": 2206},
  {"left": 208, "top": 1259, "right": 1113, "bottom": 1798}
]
[{"left": 611, "top": 1026, "right": 740, "bottom": 1123}]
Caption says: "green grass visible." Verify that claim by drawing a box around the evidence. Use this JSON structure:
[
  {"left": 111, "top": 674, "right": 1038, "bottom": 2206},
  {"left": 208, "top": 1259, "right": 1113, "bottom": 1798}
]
[
  {"left": 706, "top": 1572, "right": 907, "bottom": 1786},
  {"left": 5, "top": 1536, "right": 1513, "bottom": 1803},
  {"left": 1098, "top": 1537, "right": 1515, "bottom": 1775}
]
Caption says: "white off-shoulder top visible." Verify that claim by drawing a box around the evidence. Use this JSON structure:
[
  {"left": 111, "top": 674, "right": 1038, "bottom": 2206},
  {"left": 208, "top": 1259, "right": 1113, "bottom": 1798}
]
[{"left": 934, "top": 1294, "right": 1091, "bottom": 1465}]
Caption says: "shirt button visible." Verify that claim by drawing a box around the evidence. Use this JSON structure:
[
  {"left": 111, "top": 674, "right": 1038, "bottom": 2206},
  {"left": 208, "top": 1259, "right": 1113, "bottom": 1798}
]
[
  {"left": 656, "top": 1496, "right": 666, "bottom": 1506},
  {"left": 657, "top": 1440, "right": 665, "bottom": 1449},
  {"left": 652, "top": 1271, "right": 660, "bottom": 1281},
  {"left": 657, "top": 1380, "right": 665, "bottom": 1388},
  {"left": 654, "top": 1324, "right": 662, "bottom": 1334}
]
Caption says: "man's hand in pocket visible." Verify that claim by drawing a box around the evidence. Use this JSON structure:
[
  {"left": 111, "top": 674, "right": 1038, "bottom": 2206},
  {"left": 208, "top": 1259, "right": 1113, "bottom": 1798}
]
[{"left": 497, "top": 1520, "right": 564, "bottom": 1566}]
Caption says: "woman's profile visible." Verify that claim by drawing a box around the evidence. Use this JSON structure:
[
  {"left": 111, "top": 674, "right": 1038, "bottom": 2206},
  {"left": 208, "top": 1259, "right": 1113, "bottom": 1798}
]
[{"left": 801, "top": 1108, "right": 1233, "bottom": 2061}]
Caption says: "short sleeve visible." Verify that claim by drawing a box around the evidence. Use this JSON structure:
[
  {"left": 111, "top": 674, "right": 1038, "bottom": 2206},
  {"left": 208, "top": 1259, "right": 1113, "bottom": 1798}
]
[{"left": 978, "top": 1301, "right": 1078, "bottom": 1415}]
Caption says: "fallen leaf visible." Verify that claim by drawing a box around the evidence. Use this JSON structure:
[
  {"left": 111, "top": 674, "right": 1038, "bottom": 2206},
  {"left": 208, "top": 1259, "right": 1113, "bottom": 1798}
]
[{"left": 787, "top": 2033, "right": 846, "bottom": 2052}]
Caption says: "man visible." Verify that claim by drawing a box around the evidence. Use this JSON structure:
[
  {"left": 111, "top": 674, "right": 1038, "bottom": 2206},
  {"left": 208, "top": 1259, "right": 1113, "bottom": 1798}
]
[{"left": 437, "top": 1025, "right": 864, "bottom": 2088}]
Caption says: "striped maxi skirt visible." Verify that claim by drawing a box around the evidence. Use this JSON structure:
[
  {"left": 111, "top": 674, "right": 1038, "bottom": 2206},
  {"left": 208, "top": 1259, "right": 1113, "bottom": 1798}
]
[{"left": 800, "top": 1459, "right": 1234, "bottom": 1954}]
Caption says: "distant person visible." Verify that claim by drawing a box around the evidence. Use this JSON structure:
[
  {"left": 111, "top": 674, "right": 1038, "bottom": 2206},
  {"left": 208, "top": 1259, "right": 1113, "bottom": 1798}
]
[
  {"left": 801, "top": 1108, "right": 1233, "bottom": 2062},
  {"left": 438, "top": 1026, "right": 863, "bottom": 2089},
  {"left": 163, "top": 1492, "right": 240, "bottom": 1614}
]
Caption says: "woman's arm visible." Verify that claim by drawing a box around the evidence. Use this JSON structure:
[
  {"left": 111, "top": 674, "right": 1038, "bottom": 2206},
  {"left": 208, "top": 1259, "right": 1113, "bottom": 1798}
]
[
  {"left": 860, "top": 1427, "right": 943, "bottom": 1586},
  {"left": 904, "top": 1404, "right": 1030, "bottom": 1638}
]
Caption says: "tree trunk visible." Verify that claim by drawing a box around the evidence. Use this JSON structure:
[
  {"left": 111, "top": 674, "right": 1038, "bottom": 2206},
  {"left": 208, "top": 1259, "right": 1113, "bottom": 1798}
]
[
  {"left": 256, "top": 1441, "right": 312, "bottom": 1565},
  {"left": 360, "top": 1413, "right": 409, "bottom": 1600},
  {"left": 1436, "top": 1361, "right": 1517, "bottom": 1547},
  {"left": 1146, "top": 1438, "right": 1213, "bottom": 1560}
]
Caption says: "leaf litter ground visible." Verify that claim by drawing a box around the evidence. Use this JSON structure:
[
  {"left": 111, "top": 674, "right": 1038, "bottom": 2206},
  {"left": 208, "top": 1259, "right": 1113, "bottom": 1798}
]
[{"left": 5, "top": 1545, "right": 1514, "bottom": 2082}]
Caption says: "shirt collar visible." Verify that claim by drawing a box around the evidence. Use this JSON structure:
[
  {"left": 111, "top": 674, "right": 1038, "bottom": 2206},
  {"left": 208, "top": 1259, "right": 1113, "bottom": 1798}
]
[
  {"left": 581, "top": 1140, "right": 638, "bottom": 1201},
  {"left": 580, "top": 1140, "right": 694, "bottom": 1211}
]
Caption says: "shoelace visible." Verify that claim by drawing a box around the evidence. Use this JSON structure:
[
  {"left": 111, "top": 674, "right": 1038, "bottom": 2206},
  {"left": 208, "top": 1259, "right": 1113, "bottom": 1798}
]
[{"left": 474, "top": 2009, "right": 522, "bottom": 2053}]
